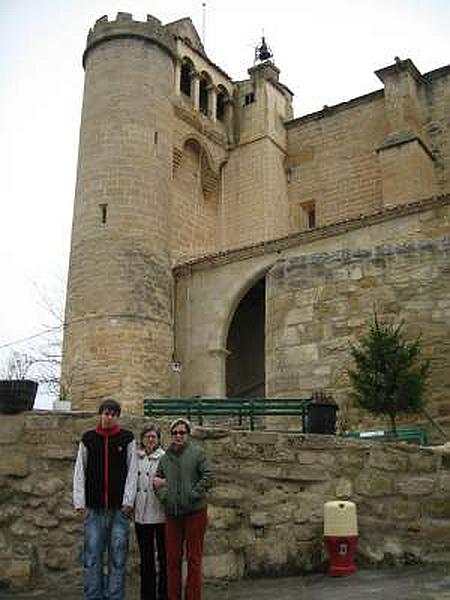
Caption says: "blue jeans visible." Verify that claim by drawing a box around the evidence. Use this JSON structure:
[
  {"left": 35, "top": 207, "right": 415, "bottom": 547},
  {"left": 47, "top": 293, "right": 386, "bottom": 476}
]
[{"left": 83, "top": 509, "right": 130, "bottom": 600}]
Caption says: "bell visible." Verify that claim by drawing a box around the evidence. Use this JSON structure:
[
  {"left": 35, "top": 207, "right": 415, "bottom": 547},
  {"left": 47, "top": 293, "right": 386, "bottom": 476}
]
[{"left": 257, "top": 36, "right": 272, "bottom": 62}]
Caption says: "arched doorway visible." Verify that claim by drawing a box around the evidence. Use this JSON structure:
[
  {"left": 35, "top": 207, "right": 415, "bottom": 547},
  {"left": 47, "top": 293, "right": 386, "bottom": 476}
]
[{"left": 226, "top": 277, "right": 265, "bottom": 398}]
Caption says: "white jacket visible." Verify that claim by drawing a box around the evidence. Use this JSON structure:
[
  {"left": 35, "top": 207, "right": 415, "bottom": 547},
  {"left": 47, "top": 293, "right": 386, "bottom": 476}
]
[{"left": 134, "top": 446, "right": 166, "bottom": 524}]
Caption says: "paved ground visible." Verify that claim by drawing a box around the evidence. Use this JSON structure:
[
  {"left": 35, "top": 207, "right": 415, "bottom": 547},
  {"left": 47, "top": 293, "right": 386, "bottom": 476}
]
[
  {"left": 2, "top": 566, "right": 450, "bottom": 600},
  {"left": 206, "top": 566, "right": 450, "bottom": 600}
]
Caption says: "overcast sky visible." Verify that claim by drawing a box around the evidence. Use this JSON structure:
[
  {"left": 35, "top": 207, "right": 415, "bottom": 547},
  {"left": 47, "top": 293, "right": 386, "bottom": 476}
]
[{"left": 1, "top": 0, "right": 449, "bottom": 407}]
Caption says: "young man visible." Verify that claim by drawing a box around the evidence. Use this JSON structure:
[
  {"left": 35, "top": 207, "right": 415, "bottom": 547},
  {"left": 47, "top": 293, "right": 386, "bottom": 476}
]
[
  {"left": 153, "top": 418, "right": 213, "bottom": 600},
  {"left": 73, "top": 399, "right": 138, "bottom": 600}
]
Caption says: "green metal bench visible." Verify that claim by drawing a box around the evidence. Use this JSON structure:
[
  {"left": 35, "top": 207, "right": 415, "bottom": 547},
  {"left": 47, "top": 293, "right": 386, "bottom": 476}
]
[
  {"left": 143, "top": 397, "right": 312, "bottom": 431},
  {"left": 342, "top": 426, "right": 428, "bottom": 446}
]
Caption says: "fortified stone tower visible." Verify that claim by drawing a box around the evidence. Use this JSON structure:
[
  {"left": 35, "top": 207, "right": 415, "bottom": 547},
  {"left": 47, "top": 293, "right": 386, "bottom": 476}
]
[{"left": 62, "top": 14, "right": 176, "bottom": 412}]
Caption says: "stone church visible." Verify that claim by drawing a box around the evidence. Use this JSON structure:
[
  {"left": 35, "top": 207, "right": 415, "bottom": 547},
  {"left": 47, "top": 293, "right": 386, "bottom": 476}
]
[{"left": 62, "top": 12, "right": 450, "bottom": 418}]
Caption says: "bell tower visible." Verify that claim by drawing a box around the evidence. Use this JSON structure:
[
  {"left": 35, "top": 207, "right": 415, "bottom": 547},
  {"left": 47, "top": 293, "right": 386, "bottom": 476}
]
[{"left": 222, "top": 37, "right": 293, "bottom": 248}]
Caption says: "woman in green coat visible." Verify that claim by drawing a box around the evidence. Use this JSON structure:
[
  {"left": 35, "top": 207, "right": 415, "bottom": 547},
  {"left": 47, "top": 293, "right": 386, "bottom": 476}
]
[{"left": 153, "top": 418, "right": 212, "bottom": 600}]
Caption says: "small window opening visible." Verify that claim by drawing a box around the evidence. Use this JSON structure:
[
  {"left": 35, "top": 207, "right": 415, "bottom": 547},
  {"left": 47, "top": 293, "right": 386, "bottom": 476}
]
[
  {"left": 300, "top": 202, "right": 316, "bottom": 230},
  {"left": 100, "top": 203, "right": 108, "bottom": 224},
  {"left": 244, "top": 92, "right": 255, "bottom": 105},
  {"left": 307, "top": 208, "right": 316, "bottom": 229},
  {"left": 199, "top": 79, "right": 209, "bottom": 115},
  {"left": 304, "top": 205, "right": 316, "bottom": 229},
  {"left": 216, "top": 92, "right": 226, "bottom": 121},
  {"left": 180, "top": 62, "right": 192, "bottom": 96},
  {"left": 154, "top": 131, "right": 158, "bottom": 144}
]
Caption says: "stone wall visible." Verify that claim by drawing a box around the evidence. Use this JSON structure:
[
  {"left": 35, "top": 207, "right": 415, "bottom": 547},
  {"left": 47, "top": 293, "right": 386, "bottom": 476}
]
[
  {"left": 1, "top": 412, "right": 449, "bottom": 591},
  {"left": 266, "top": 237, "right": 450, "bottom": 419},
  {"left": 286, "top": 64, "right": 450, "bottom": 232},
  {"left": 174, "top": 198, "right": 450, "bottom": 404},
  {"left": 287, "top": 93, "right": 385, "bottom": 228}
]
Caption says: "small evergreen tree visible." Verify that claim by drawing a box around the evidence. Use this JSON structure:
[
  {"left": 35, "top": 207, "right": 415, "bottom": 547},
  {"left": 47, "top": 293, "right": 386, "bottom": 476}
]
[{"left": 348, "top": 313, "right": 430, "bottom": 435}]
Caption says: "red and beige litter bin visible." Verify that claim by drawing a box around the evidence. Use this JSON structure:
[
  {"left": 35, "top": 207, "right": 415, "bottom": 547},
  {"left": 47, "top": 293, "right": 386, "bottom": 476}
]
[{"left": 323, "top": 500, "right": 358, "bottom": 576}]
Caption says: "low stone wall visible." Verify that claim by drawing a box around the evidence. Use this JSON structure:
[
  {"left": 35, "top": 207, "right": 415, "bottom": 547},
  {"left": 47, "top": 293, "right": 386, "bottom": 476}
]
[{"left": 1, "top": 411, "right": 449, "bottom": 591}]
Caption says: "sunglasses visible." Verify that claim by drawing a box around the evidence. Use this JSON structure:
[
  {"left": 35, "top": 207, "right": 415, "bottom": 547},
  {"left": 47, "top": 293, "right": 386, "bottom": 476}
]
[{"left": 171, "top": 430, "right": 188, "bottom": 436}]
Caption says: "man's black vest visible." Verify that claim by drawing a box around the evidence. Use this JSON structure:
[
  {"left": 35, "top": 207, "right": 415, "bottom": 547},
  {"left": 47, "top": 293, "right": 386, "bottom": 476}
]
[{"left": 82, "top": 428, "right": 134, "bottom": 509}]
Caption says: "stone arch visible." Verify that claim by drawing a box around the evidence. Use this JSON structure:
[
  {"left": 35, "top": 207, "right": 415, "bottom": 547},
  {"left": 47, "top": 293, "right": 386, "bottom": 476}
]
[
  {"left": 171, "top": 135, "right": 221, "bottom": 261},
  {"left": 174, "top": 135, "right": 220, "bottom": 197},
  {"left": 220, "top": 265, "right": 272, "bottom": 349},
  {"left": 221, "top": 264, "right": 274, "bottom": 398}
]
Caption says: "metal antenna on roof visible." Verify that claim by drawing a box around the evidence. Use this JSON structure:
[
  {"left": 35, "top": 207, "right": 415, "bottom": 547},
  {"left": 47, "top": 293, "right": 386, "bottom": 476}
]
[{"left": 202, "top": 2, "right": 206, "bottom": 48}]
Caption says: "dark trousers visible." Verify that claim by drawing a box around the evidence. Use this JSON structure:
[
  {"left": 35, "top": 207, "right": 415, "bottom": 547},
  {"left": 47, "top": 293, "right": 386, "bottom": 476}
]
[
  {"left": 165, "top": 508, "right": 208, "bottom": 600},
  {"left": 135, "top": 522, "right": 167, "bottom": 600}
]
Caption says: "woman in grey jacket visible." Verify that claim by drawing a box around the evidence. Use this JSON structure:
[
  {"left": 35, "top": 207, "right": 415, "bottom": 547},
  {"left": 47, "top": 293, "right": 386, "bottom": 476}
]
[{"left": 135, "top": 423, "right": 167, "bottom": 600}]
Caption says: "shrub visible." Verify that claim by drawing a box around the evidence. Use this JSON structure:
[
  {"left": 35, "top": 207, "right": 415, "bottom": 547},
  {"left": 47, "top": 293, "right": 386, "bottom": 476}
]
[{"left": 348, "top": 313, "right": 430, "bottom": 434}]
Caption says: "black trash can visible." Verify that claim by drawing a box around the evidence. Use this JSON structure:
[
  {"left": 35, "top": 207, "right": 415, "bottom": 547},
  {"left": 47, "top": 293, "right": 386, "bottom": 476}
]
[{"left": 307, "top": 402, "right": 338, "bottom": 434}]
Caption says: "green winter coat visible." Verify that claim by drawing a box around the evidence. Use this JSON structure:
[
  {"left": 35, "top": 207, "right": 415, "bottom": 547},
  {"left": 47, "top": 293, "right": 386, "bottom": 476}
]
[{"left": 155, "top": 441, "right": 213, "bottom": 516}]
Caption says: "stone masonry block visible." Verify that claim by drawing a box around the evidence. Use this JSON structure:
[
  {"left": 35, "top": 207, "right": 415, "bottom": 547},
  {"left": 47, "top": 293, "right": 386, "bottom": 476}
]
[
  {"left": 0, "top": 415, "right": 25, "bottom": 444},
  {"left": 396, "top": 476, "right": 436, "bottom": 496},
  {"left": 0, "top": 451, "right": 29, "bottom": 477}
]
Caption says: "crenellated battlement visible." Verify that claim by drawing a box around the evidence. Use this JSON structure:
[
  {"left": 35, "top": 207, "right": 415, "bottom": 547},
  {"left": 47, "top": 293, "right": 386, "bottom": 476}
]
[{"left": 83, "top": 11, "right": 176, "bottom": 68}]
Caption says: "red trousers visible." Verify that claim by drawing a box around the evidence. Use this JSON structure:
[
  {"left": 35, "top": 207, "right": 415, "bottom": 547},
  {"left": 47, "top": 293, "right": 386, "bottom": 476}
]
[{"left": 165, "top": 508, "right": 208, "bottom": 600}]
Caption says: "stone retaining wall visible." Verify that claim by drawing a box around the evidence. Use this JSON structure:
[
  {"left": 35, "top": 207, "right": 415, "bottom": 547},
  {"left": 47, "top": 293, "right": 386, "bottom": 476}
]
[{"left": 1, "top": 412, "right": 449, "bottom": 591}]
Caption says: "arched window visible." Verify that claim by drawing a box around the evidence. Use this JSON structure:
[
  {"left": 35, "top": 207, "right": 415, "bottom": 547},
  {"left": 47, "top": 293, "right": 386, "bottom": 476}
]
[
  {"left": 199, "top": 73, "right": 210, "bottom": 116},
  {"left": 184, "top": 138, "right": 202, "bottom": 166},
  {"left": 216, "top": 86, "right": 228, "bottom": 121},
  {"left": 180, "top": 59, "right": 193, "bottom": 97}
]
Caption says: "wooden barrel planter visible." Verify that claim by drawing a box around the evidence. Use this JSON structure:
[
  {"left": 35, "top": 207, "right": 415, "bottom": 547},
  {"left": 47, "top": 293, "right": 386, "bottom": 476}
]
[{"left": 0, "top": 380, "right": 38, "bottom": 414}]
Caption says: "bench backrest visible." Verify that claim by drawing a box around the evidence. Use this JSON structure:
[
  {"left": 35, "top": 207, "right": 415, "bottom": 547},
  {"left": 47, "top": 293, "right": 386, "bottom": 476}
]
[{"left": 143, "top": 397, "right": 312, "bottom": 430}]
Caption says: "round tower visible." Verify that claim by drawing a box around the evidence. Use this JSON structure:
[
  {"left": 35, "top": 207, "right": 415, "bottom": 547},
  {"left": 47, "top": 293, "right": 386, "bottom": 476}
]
[{"left": 62, "top": 13, "right": 176, "bottom": 413}]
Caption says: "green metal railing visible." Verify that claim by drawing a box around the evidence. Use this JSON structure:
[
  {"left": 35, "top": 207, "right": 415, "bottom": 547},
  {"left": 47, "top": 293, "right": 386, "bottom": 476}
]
[
  {"left": 143, "top": 397, "right": 312, "bottom": 431},
  {"left": 342, "top": 426, "right": 428, "bottom": 446},
  {"left": 143, "top": 398, "right": 429, "bottom": 443}
]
